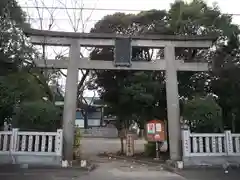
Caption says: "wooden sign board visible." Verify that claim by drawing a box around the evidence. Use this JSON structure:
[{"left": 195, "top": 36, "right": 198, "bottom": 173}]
[{"left": 146, "top": 120, "right": 166, "bottom": 142}]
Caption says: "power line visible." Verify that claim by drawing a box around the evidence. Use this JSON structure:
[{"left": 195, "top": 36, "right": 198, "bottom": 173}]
[
  {"left": 28, "top": 17, "right": 99, "bottom": 22},
  {"left": 21, "top": 6, "right": 145, "bottom": 12},
  {"left": 20, "top": 6, "right": 240, "bottom": 16}
]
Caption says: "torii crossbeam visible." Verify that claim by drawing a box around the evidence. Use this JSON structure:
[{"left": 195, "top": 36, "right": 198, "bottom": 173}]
[{"left": 24, "top": 28, "right": 216, "bottom": 162}]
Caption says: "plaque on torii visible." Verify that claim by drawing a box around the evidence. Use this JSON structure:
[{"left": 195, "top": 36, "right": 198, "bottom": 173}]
[
  {"left": 23, "top": 28, "right": 217, "bottom": 162},
  {"left": 114, "top": 37, "right": 132, "bottom": 67}
]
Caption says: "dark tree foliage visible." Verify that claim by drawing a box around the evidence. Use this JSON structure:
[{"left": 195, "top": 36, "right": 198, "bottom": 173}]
[
  {"left": 90, "top": 0, "right": 240, "bottom": 133},
  {"left": 0, "top": 0, "right": 61, "bottom": 130}
]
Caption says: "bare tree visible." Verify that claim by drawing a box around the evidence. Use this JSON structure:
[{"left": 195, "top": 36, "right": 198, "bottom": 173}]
[
  {"left": 56, "top": 0, "right": 99, "bottom": 128},
  {"left": 55, "top": 3, "right": 97, "bottom": 85},
  {"left": 24, "top": 0, "right": 60, "bottom": 79},
  {"left": 23, "top": 0, "right": 99, "bottom": 126}
]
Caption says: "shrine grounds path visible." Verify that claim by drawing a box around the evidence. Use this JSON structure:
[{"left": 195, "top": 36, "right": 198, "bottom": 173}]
[
  {"left": 80, "top": 137, "right": 146, "bottom": 158},
  {"left": 2, "top": 138, "right": 240, "bottom": 180},
  {"left": 1, "top": 158, "right": 240, "bottom": 180}
]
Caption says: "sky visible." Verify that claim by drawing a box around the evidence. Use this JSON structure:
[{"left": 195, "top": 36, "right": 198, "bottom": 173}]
[
  {"left": 17, "top": 0, "right": 240, "bottom": 96},
  {"left": 18, "top": 0, "right": 240, "bottom": 32}
]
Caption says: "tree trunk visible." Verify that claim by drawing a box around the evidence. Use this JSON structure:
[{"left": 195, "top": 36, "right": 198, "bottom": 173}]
[
  {"left": 118, "top": 128, "right": 125, "bottom": 154},
  {"left": 81, "top": 109, "right": 88, "bottom": 129},
  {"left": 84, "top": 110, "right": 88, "bottom": 129},
  {"left": 232, "top": 113, "right": 236, "bottom": 133},
  {"left": 100, "top": 107, "right": 104, "bottom": 126},
  {"left": 140, "top": 129, "right": 144, "bottom": 138},
  {"left": 120, "top": 137, "right": 124, "bottom": 154}
]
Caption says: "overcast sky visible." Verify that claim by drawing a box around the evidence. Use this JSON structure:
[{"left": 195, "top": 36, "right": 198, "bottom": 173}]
[
  {"left": 18, "top": 0, "right": 240, "bottom": 32},
  {"left": 17, "top": 0, "right": 240, "bottom": 97}
]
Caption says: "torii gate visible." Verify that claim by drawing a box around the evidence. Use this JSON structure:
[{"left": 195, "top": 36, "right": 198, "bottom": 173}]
[{"left": 24, "top": 28, "right": 216, "bottom": 162}]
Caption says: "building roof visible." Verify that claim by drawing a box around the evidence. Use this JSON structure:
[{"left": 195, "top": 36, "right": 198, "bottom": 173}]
[
  {"left": 55, "top": 97, "right": 104, "bottom": 107},
  {"left": 76, "top": 109, "right": 101, "bottom": 119}
]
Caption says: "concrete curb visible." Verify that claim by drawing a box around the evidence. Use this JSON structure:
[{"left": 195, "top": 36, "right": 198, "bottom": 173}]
[
  {"left": 0, "top": 164, "right": 90, "bottom": 173},
  {"left": 0, "top": 161, "right": 97, "bottom": 173}
]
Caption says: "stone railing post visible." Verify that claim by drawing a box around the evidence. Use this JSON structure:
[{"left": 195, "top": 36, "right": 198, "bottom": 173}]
[
  {"left": 182, "top": 128, "right": 191, "bottom": 157},
  {"left": 225, "top": 130, "right": 233, "bottom": 155},
  {"left": 10, "top": 128, "right": 19, "bottom": 152}
]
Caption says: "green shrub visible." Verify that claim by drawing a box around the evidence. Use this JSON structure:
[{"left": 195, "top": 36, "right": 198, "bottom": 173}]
[
  {"left": 73, "top": 128, "right": 81, "bottom": 160},
  {"left": 144, "top": 142, "right": 156, "bottom": 157},
  {"left": 13, "top": 100, "right": 61, "bottom": 131},
  {"left": 74, "top": 128, "right": 81, "bottom": 147},
  {"left": 183, "top": 95, "right": 223, "bottom": 133}
]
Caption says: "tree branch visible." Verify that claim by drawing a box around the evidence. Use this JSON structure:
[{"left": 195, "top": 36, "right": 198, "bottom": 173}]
[{"left": 77, "top": 70, "right": 90, "bottom": 98}]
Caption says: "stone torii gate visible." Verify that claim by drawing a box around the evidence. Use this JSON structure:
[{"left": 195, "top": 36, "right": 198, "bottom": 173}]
[{"left": 24, "top": 28, "right": 216, "bottom": 162}]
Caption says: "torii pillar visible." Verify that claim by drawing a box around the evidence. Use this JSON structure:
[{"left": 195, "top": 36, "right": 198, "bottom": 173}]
[
  {"left": 62, "top": 40, "right": 80, "bottom": 161},
  {"left": 165, "top": 45, "right": 181, "bottom": 161}
]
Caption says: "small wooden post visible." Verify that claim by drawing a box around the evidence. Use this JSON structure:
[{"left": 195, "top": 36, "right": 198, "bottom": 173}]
[
  {"left": 126, "top": 133, "right": 134, "bottom": 156},
  {"left": 55, "top": 129, "right": 63, "bottom": 156}
]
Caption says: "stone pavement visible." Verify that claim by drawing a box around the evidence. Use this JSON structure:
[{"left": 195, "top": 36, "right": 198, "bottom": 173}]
[
  {"left": 1, "top": 158, "right": 240, "bottom": 180},
  {"left": 0, "top": 158, "right": 184, "bottom": 180},
  {"left": 0, "top": 168, "right": 88, "bottom": 180},
  {"left": 180, "top": 168, "right": 240, "bottom": 180},
  {"left": 86, "top": 157, "right": 186, "bottom": 180}
]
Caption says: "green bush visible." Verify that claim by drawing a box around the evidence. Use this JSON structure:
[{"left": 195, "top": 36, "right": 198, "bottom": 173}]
[
  {"left": 0, "top": 72, "right": 54, "bottom": 127},
  {"left": 183, "top": 95, "right": 223, "bottom": 133},
  {"left": 13, "top": 100, "right": 61, "bottom": 131},
  {"left": 74, "top": 128, "right": 81, "bottom": 147},
  {"left": 73, "top": 128, "right": 81, "bottom": 160},
  {"left": 144, "top": 142, "right": 156, "bottom": 157}
]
